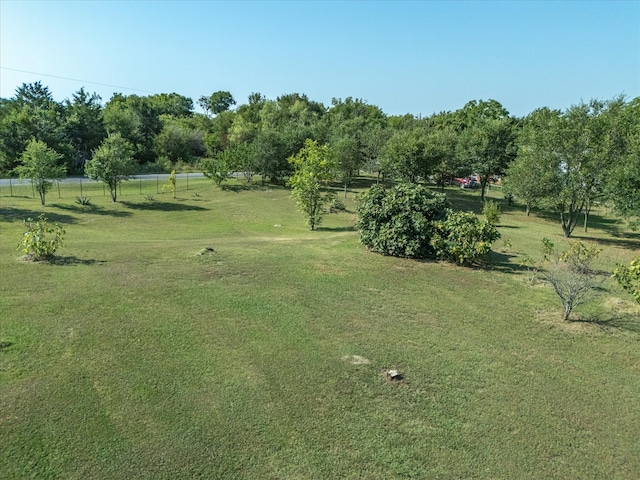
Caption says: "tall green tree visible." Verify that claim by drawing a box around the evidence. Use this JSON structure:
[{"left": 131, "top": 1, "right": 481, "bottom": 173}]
[
  {"left": 154, "top": 115, "right": 206, "bottom": 165},
  {"left": 505, "top": 108, "right": 562, "bottom": 215},
  {"left": 455, "top": 100, "right": 516, "bottom": 201},
  {"left": 198, "top": 91, "right": 236, "bottom": 116},
  {"left": 63, "top": 88, "right": 106, "bottom": 173},
  {"left": 457, "top": 117, "right": 517, "bottom": 200},
  {"left": 287, "top": 139, "right": 336, "bottom": 230},
  {"left": 379, "top": 126, "right": 429, "bottom": 182},
  {"left": 602, "top": 97, "right": 640, "bottom": 227},
  {"left": 324, "top": 98, "right": 387, "bottom": 194},
  {"left": 14, "top": 139, "right": 66, "bottom": 205},
  {"left": 201, "top": 143, "right": 252, "bottom": 185},
  {"left": 424, "top": 126, "right": 459, "bottom": 189},
  {"left": 251, "top": 127, "right": 289, "bottom": 184},
  {"left": 103, "top": 93, "right": 193, "bottom": 165},
  {"left": 507, "top": 98, "right": 628, "bottom": 236},
  {"left": 0, "top": 82, "right": 71, "bottom": 173},
  {"left": 85, "top": 133, "right": 136, "bottom": 202},
  {"left": 549, "top": 101, "right": 614, "bottom": 236}
]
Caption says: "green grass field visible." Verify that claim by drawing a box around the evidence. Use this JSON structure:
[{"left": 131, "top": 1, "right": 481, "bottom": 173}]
[{"left": 1, "top": 178, "right": 639, "bottom": 479}]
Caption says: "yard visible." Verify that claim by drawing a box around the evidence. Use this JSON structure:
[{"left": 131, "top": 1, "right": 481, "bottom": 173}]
[{"left": 1, "top": 178, "right": 639, "bottom": 479}]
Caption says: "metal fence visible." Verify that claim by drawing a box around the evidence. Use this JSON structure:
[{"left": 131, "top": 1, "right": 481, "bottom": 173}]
[{"left": 0, "top": 174, "right": 213, "bottom": 200}]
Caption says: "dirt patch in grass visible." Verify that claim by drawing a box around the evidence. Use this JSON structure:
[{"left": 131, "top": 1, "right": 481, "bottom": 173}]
[
  {"left": 535, "top": 309, "right": 607, "bottom": 333},
  {"left": 342, "top": 355, "right": 370, "bottom": 365},
  {"left": 16, "top": 254, "right": 51, "bottom": 264},
  {"left": 535, "top": 304, "right": 640, "bottom": 335},
  {"left": 602, "top": 296, "right": 640, "bottom": 317}
]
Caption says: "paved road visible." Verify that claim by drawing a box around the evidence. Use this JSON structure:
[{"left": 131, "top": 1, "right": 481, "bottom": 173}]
[{"left": 0, "top": 173, "right": 207, "bottom": 187}]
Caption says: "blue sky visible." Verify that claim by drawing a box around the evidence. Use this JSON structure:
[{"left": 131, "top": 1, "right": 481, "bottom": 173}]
[{"left": 1, "top": 0, "right": 638, "bottom": 117}]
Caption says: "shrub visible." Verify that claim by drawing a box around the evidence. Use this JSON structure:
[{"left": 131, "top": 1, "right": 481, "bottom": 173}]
[
  {"left": 356, "top": 183, "right": 449, "bottom": 258},
  {"left": 162, "top": 170, "right": 177, "bottom": 198},
  {"left": 483, "top": 200, "right": 501, "bottom": 225},
  {"left": 540, "top": 240, "right": 603, "bottom": 321},
  {"left": 612, "top": 257, "right": 640, "bottom": 304},
  {"left": 520, "top": 237, "right": 554, "bottom": 284},
  {"left": 430, "top": 210, "right": 501, "bottom": 265},
  {"left": 17, "top": 213, "right": 65, "bottom": 261},
  {"left": 75, "top": 195, "right": 91, "bottom": 205},
  {"left": 287, "top": 140, "right": 336, "bottom": 230},
  {"left": 327, "top": 193, "right": 347, "bottom": 213}
]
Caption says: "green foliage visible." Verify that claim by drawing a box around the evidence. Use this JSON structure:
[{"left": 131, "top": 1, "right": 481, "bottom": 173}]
[
  {"left": 75, "top": 195, "right": 91, "bottom": 205},
  {"left": 603, "top": 98, "right": 640, "bottom": 226},
  {"left": 287, "top": 139, "right": 336, "bottom": 230},
  {"left": 456, "top": 116, "right": 517, "bottom": 201},
  {"left": 424, "top": 126, "right": 458, "bottom": 189},
  {"left": 198, "top": 91, "right": 236, "bottom": 116},
  {"left": 17, "top": 213, "right": 65, "bottom": 261},
  {"left": 482, "top": 200, "right": 501, "bottom": 224},
  {"left": 379, "top": 127, "right": 429, "bottom": 182},
  {"left": 14, "top": 139, "right": 66, "bottom": 205},
  {"left": 327, "top": 193, "right": 347, "bottom": 213},
  {"left": 356, "top": 183, "right": 449, "bottom": 258},
  {"left": 85, "top": 133, "right": 136, "bottom": 202},
  {"left": 162, "top": 169, "right": 177, "bottom": 198},
  {"left": 559, "top": 240, "right": 602, "bottom": 274},
  {"left": 64, "top": 87, "right": 107, "bottom": 173},
  {"left": 0, "top": 82, "right": 73, "bottom": 174},
  {"left": 519, "top": 237, "right": 554, "bottom": 284},
  {"left": 103, "top": 92, "right": 193, "bottom": 164},
  {"left": 200, "top": 153, "right": 231, "bottom": 186},
  {"left": 430, "top": 210, "right": 501, "bottom": 265},
  {"left": 612, "top": 257, "right": 640, "bottom": 304},
  {"left": 505, "top": 108, "right": 561, "bottom": 215},
  {"left": 507, "top": 99, "right": 632, "bottom": 236},
  {"left": 223, "top": 142, "right": 255, "bottom": 182},
  {"left": 154, "top": 119, "right": 198, "bottom": 164},
  {"left": 325, "top": 99, "right": 388, "bottom": 189}
]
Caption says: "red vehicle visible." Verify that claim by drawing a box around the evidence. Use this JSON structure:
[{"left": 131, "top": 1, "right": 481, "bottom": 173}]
[{"left": 453, "top": 177, "right": 479, "bottom": 189}]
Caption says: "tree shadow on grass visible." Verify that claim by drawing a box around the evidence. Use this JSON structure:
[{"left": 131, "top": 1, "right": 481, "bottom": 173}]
[
  {"left": 342, "top": 177, "right": 383, "bottom": 190},
  {"left": 528, "top": 209, "right": 640, "bottom": 244},
  {"left": 0, "top": 207, "right": 78, "bottom": 224},
  {"left": 120, "top": 201, "right": 209, "bottom": 212},
  {"left": 570, "top": 234, "right": 640, "bottom": 251},
  {"left": 444, "top": 190, "right": 484, "bottom": 214},
  {"left": 571, "top": 315, "right": 640, "bottom": 334},
  {"left": 51, "top": 203, "right": 132, "bottom": 217},
  {"left": 477, "top": 250, "right": 526, "bottom": 274},
  {"left": 315, "top": 225, "right": 357, "bottom": 233},
  {"left": 49, "top": 256, "right": 107, "bottom": 267},
  {"left": 221, "top": 182, "right": 288, "bottom": 193}
]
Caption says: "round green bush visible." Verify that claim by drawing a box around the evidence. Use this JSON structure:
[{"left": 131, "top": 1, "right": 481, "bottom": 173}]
[{"left": 356, "top": 183, "right": 449, "bottom": 258}]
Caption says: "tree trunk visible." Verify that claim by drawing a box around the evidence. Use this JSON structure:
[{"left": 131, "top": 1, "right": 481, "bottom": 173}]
[
  {"left": 583, "top": 204, "right": 592, "bottom": 232},
  {"left": 560, "top": 202, "right": 584, "bottom": 237}
]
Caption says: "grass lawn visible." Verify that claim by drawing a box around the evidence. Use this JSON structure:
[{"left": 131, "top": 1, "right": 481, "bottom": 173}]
[{"left": 1, "top": 178, "right": 639, "bottom": 479}]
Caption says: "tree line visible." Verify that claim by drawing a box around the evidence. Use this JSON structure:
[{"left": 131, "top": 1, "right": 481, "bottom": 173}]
[{"left": 1, "top": 82, "right": 638, "bottom": 236}]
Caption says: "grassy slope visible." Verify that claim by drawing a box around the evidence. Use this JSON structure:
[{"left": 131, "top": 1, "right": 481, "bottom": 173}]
[{"left": 1, "top": 180, "right": 639, "bottom": 479}]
